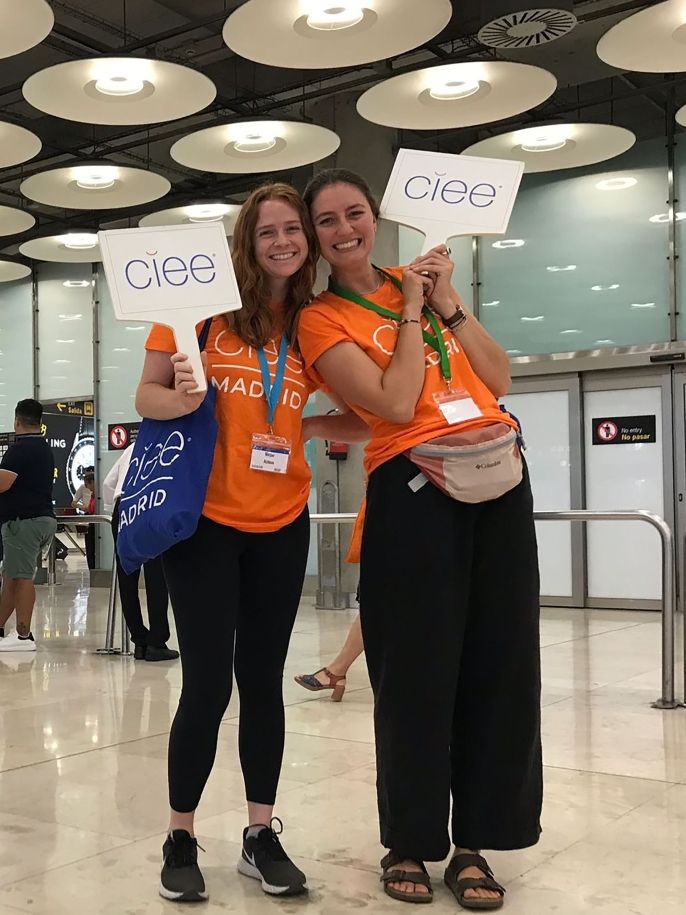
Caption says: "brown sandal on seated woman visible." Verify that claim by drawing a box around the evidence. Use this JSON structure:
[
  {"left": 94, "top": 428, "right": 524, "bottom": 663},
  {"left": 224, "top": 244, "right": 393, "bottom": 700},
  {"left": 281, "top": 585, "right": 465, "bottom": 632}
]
[{"left": 294, "top": 667, "right": 346, "bottom": 701}]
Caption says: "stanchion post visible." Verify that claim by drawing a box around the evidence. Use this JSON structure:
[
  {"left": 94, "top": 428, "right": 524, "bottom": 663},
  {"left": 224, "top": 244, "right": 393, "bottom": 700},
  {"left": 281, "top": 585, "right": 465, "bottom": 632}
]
[{"left": 47, "top": 538, "right": 57, "bottom": 586}]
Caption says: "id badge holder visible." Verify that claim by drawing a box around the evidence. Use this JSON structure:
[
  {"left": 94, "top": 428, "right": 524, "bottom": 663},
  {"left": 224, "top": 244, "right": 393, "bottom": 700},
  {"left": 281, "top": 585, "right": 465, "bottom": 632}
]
[
  {"left": 433, "top": 388, "right": 482, "bottom": 425},
  {"left": 250, "top": 433, "right": 292, "bottom": 474}
]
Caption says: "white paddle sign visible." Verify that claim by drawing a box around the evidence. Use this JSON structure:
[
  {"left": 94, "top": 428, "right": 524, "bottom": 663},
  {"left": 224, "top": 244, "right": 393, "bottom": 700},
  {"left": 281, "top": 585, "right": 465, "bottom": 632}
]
[
  {"left": 99, "top": 223, "right": 241, "bottom": 393},
  {"left": 381, "top": 148, "right": 524, "bottom": 252}
]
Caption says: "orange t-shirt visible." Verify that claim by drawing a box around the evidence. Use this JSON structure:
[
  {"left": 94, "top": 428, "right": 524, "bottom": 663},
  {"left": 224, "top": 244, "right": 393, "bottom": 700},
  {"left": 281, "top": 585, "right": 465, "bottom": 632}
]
[
  {"left": 145, "top": 316, "right": 317, "bottom": 533},
  {"left": 297, "top": 267, "right": 515, "bottom": 477}
]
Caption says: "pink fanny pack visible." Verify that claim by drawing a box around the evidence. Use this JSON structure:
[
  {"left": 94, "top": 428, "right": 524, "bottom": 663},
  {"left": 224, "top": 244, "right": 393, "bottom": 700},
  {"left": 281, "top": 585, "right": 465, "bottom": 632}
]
[{"left": 407, "top": 422, "right": 522, "bottom": 504}]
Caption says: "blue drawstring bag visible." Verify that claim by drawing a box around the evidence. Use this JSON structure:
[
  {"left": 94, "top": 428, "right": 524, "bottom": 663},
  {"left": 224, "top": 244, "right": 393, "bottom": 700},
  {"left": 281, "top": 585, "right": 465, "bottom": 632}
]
[{"left": 116, "top": 319, "right": 217, "bottom": 574}]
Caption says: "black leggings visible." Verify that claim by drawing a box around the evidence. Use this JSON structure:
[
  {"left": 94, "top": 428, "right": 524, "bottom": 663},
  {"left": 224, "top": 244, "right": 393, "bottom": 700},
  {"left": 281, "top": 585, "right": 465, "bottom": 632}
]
[
  {"left": 162, "top": 509, "right": 310, "bottom": 813},
  {"left": 360, "top": 455, "right": 542, "bottom": 862}
]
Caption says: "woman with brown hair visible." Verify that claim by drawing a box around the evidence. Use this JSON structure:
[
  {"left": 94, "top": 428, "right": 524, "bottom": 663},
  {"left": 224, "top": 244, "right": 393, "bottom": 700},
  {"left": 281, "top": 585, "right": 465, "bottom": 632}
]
[
  {"left": 298, "top": 169, "right": 542, "bottom": 910},
  {"left": 136, "top": 182, "right": 367, "bottom": 903}
]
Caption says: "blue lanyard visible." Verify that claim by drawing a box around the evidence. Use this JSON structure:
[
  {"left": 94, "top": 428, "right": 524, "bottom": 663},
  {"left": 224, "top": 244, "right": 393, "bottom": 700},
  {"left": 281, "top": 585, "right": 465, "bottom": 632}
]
[{"left": 257, "top": 335, "right": 289, "bottom": 431}]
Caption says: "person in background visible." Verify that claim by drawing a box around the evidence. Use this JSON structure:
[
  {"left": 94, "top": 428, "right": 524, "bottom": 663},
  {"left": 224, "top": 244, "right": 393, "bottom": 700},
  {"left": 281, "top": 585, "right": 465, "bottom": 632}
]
[
  {"left": 298, "top": 169, "right": 541, "bottom": 909},
  {"left": 0, "top": 399, "right": 57, "bottom": 652},
  {"left": 73, "top": 470, "right": 96, "bottom": 570},
  {"left": 136, "top": 182, "right": 368, "bottom": 903},
  {"left": 295, "top": 612, "right": 363, "bottom": 701},
  {"left": 103, "top": 443, "right": 178, "bottom": 662}
]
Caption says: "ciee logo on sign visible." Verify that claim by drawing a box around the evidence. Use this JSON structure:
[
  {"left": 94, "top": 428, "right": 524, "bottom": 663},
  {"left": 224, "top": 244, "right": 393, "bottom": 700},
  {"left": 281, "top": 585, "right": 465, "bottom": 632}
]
[
  {"left": 119, "top": 430, "right": 185, "bottom": 527},
  {"left": 380, "top": 148, "right": 524, "bottom": 241},
  {"left": 98, "top": 223, "right": 241, "bottom": 325},
  {"left": 404, "top": 172, "right": 497, "bottom": 209},
  {"left": 124, "top": 250, "right": 216, "bottom": 290}
]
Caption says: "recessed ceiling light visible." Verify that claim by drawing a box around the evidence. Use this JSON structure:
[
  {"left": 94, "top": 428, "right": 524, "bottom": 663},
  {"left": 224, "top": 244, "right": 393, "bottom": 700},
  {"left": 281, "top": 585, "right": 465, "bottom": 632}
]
[
  {"left": 74, "top": 166, "right": 118, "bottom": 190},
  {"left": 521, "top": 315, "right": 544, "bottom": 322},
  {"left": 595, "top": 176, "right": 637, "bottom": 191},
  {"left": 591, "top": 284, "right": 620, "bottom": 291},
  {"left": 58, "top": 313, "right": 83, "bottom": 320},
  {"left": 56, "top": 339, "right": 75, "bottom": 343},
  {"left": 429, "top": 78, "right": 481, "bottom": 101},
  {"left": 631, "top": 302, "right": 656, "bottom": 309},
  {"left": 547, "top": 265, "right": 577, "bottom": 272},
  {"left": 594, "top": 339, "right": 615, "bottom": 345},
  {"left": 560, "top": 329, "right": 582, "bottom": 334},
  {"left": 492, "top": 239, "right": 525, "bottom": 249},
  {"left": 53, "top": 359, "right": 71, "bottom": 364},
  {"left": 113, "top": 347, "right": 130, "bottom": 352},
  {"left": 482, "top": 300, "right": 500, "bottom": 307},
  {"left": 62, "top": 279, "right": 90, "bottom": 288},
  {"left": 233, "top": 131, "right": 277, "bottom": 153},
  {"left": 506, "top": 349, "right": 522, "bottom": 355},
  {"left": 94, "top": 74, "right": 145, "bottom": 96},
  {"left": 649, "top": 212, "right": 686, "bottom": 223},
  {"left": 306, "top": 3, "right": 365, "bottom": 31},
  {"left": 59, "top": 233, "right": 98, "bottom": 250},
  {"left": 518, "top": 124, "right": 571, "bottom": 153},
  {"left": 185, "top": 203, "right": 231, "bottom": 223}
]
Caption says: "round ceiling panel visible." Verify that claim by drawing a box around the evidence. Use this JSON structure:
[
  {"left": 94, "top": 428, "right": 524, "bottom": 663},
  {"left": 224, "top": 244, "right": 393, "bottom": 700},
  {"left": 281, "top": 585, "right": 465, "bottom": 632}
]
[
  {"left": 23, "top": 57, "right": 217, "bottom": 126},
  {"left": 20, "top": 163, "right": 171, "bottom": 210},
  {"left": 222, "top": 0, "right": 453, "bottom": 69},
  {"left": 463, "top": 123, "right": 636, "bottom": 172},
  {"left": 171, "top": 120, "right": 340, "bottom": 173},
  {"left": 139, "top": 203, "right": 241, "bottom": 235},
  {"left": 0, "top": 257, "right": 31, "bottom": 282},
  {"left": 0, "top": 121, "right": 41, "bottom": 167},
  {"left": 19, "top": 232, "right": 102, "bottom": 263},
  {"left": 357, "top": 61, "right": 557, "bottom": 129},
  {"left": 597, "top": 0, "right": 686, "bottom": 73},
  {"left": 0, "top": 205, "right": 35, "bottom": 237},
  {"left": 0, "top": 0, "right": 53, "bottom": 60}
]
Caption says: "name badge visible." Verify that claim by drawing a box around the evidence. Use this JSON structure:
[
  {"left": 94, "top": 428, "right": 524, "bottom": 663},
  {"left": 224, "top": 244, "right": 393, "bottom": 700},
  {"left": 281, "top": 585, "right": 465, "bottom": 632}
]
[
  {"left": 250, "top": 433, "right": 292, "bottom": 474},
  {"left": 434, "top": 389, "right": 482, "bottom": 425}
]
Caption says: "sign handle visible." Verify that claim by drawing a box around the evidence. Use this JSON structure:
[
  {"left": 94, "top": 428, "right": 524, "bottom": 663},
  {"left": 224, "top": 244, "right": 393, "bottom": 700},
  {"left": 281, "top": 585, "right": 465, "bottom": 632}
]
[{"left": 172, "top": 322, "right": 208, "bottom": 394}]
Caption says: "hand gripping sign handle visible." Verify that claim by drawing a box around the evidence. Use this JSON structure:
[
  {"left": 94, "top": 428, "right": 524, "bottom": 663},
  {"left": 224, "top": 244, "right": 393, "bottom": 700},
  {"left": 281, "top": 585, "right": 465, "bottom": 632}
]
[{"left": 172, "top": 320, "right": 208, "bottom": 395}]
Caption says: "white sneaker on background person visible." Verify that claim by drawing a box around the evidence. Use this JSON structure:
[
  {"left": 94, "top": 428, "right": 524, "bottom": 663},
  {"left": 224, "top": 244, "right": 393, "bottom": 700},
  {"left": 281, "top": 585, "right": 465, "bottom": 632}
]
[{"left": 0, "top": 631, "right": 36, "bottom": 652}]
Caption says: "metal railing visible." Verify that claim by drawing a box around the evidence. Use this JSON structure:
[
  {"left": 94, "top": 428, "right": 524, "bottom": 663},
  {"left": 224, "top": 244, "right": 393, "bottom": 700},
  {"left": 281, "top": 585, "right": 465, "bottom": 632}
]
[
  {"left": 43, "top": 509, "right": 680, "bottom": 706},
  {"left": 311, "top": 509, "right": 679, "bottom": 711}
]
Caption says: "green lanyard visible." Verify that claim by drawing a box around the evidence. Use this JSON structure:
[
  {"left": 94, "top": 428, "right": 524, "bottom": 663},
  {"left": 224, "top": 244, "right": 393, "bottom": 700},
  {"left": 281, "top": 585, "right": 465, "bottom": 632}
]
[{"left": 327, "top": 268, "right": 452, "bottom": 384}]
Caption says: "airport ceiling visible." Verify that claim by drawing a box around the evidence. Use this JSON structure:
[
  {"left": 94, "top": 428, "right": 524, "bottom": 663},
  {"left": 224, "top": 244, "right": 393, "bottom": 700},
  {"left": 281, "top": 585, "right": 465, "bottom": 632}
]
[{"left": 0, "top": 0, "right": 678, "bottom": 250}]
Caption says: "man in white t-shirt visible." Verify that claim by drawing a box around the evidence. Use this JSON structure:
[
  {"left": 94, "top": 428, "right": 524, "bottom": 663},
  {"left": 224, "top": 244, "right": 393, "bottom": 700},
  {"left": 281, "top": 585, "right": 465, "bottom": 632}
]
[{"left": 104, "top": 445, "right": 178, "bottom": 662}]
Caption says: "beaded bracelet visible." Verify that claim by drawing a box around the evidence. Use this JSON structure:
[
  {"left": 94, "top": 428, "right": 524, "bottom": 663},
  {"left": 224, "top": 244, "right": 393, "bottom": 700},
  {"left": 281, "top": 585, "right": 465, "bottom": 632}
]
[{"left": 398, "top": 318, "right": 421, "bottom": 327}]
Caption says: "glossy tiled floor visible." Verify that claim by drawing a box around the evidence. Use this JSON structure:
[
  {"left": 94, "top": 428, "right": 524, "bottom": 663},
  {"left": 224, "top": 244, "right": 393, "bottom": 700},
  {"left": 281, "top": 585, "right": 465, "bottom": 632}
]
[{"left": 1, "top": 558, "right": 686, "bottom": 914}]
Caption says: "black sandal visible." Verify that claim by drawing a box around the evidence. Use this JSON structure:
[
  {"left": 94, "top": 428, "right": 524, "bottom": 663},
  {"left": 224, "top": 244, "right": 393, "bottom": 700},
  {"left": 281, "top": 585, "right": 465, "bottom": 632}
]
[
  {"left": 380, "top": 852, "right": 433, "bottom": 905},
  {"left": 444, "top": 853, "right": 505, "bottom": 911}
]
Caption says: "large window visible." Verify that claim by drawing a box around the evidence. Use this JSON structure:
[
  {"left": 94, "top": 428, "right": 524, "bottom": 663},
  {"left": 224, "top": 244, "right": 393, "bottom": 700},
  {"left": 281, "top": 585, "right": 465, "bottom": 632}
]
[{"left": 479, "top": 138, "right": 671, "bottom": 356}]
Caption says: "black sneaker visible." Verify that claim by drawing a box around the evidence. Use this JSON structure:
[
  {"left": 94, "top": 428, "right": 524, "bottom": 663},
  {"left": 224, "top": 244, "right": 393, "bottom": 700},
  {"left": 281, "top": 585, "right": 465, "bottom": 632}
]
[
  {"left": 237, "top": 818, "right": 307, "bottom": 896},
  {"left": 160, "top": 829, "right": 208, "bottom": 902}
]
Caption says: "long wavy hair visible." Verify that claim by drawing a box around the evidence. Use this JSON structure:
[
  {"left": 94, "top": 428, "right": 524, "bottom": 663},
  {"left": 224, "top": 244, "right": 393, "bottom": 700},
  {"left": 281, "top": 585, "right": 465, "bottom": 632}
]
[{"left": 227, "top": 183, "right": 318, "bottom": 348}]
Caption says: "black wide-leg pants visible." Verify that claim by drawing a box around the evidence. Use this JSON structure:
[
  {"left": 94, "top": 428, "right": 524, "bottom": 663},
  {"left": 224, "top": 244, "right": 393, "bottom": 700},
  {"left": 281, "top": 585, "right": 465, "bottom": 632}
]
[{"left": 359, "top": 455, "right": 542, "bottom": 862}]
